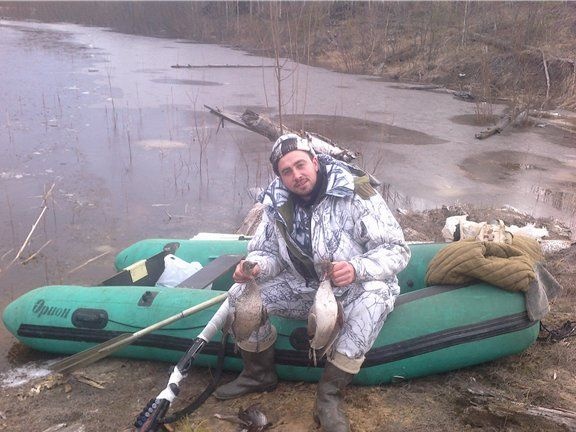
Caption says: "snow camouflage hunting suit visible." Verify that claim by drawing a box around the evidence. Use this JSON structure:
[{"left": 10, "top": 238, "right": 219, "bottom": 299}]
[{"left": 227, "top": 154, "right": 411, "bottom": 373}]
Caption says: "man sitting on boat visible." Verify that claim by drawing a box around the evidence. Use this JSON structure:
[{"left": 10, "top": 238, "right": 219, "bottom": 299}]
[{"left": 213, "top": 133, "right": 411, "bottom": 432}]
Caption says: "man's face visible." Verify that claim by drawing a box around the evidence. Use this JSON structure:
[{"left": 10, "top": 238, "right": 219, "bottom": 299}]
[{"left": 277, "top": 150, "right": 319, "bottom": 200}]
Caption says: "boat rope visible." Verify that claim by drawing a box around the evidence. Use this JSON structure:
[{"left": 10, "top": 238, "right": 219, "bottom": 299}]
[
  {"left": 539, "top": 320, "right": 576, "bottom": 342},
  {"left": 108, "top": 318, "right": 208, "bottom": 332},
  {"left": 162, "top": 333, "right": 229, "bottom": 424}
]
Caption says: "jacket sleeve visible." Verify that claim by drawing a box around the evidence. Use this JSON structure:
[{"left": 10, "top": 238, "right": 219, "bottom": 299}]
[
  {"left": 348, "top": 194, "right": 411, "bottom": 282},
  {"left": 245, "top": 207, "right": 286, "bottom": 281}
]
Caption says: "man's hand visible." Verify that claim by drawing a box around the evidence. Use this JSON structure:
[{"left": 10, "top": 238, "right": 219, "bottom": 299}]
[
  {"left": 233, "top": 260, "right": 261, "bottom": 283},
  {"left": 330, "top": 261, "right": 356, "bottom": 287}
]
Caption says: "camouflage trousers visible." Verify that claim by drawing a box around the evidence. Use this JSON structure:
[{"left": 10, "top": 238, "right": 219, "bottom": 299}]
[{"left": 225, "top": 272, "right": 398, "bottom": 373}]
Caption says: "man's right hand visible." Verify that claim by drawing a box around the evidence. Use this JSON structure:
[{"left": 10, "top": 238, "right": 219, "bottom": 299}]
[{"left": 233, "top": 260, "right": 261, "bottom": 283}]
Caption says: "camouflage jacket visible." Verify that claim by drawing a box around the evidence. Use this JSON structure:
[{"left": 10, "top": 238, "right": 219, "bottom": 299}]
[{"left": 247, "top": 154, "right": 411, "bottom": 296}]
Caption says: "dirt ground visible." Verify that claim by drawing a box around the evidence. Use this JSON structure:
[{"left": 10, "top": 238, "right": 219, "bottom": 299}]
[{"left": 1, "top": 205, "right": 575, "bottom": 432}]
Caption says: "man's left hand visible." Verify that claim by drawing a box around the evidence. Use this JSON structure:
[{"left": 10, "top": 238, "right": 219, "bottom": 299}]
[{"left": 330, "top": 261, "right": 356, "bottom": 287}]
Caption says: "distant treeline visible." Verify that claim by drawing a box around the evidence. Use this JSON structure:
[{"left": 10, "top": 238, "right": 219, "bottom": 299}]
[{"left": 2, "top": 1, "right": 575, "bottom": 109}]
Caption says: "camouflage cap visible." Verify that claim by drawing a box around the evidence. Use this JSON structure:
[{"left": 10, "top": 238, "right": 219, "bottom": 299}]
[{"left": 270, "top": 133, "right": 316, "bottom": 175}]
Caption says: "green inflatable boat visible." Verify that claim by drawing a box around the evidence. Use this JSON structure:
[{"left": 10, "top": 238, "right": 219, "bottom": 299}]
[{"left": 2, "top": 233, "right": 539, "bottom": 385}]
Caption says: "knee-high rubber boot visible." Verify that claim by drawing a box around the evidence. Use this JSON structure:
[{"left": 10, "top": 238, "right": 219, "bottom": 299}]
[
  {"left": 313, "top": 363, "right": 354, "bottom": 432},
  {"left": 213, "top": 345, "right": 278, "bottom": 400}
]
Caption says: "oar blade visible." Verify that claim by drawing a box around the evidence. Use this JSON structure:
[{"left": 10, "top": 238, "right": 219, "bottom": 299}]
[{"left": 50, "top": 333, "right": 132, "bottom": 374}]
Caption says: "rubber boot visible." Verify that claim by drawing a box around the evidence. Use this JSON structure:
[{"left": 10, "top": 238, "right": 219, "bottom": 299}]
[
  {"left": 313, "top": 363, "right": 354, "bottom": 432},
  {"left": 213, "top": 345, "right": 278, "bottom": 400}
]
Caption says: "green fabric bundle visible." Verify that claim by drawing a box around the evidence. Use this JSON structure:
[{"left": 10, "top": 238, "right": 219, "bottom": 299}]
[{"left": 426, "top": 235, "right": 543, "bottom": 292}]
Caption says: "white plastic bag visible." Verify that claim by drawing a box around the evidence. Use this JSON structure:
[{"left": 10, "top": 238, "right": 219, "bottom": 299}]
[
  {"left": 156, "top": 254, "right": 204, "bottom": 288},
  {"left": 441, "top": 215, "right": 470, "bottom": 242}
]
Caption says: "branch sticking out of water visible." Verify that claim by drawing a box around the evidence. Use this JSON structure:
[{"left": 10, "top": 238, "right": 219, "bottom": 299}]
[
  {"left": 21, "top": 240, "right": 53, "bottom": 265},
  {"left": 164, "top": 209, "right": 195, "bottom": 221},
  {"left": 68, "top": 251, "right": 110, "bottom": 275},
  {"left": 1, "top": 183, "right": 56, "bottom": 274}
]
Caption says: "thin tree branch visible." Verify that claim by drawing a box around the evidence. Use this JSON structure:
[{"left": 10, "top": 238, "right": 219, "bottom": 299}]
[{"left": 68, "top": 251, "right": 110, "bottom": 275}]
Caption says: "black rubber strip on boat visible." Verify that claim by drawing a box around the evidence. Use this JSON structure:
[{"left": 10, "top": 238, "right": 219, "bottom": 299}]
[
  {"left": 17, "top": 311, "right": 535, "bottom": 368},
  {"left": 273, "top": 311, "right": 536, "bottom": 367},
  {"left": 362, "top": 311, "right": 534, "bottom": 367}
]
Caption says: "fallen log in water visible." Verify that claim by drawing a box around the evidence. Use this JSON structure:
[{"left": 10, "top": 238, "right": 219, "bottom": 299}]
[
  {"left": 528, "top": 110, "right": 575, "bottom": 120},
  {"left": 475, "top": 110, "right": 528, "bottom": 139},
  {"left": 393, "top": 84, "right": 476, "bottom": 101},
  {"left": 204, "top": 105, "right": 358, "bottom": 162},
  {"left": 204, "top": 104, "right": 249, "bottom": 130},
  {"left": 240, "top": 108, "right": 290, "bottom": 141},
  {"left": 475, "top": 108, "right": 576, "bottom": 139},
  {"left": 171, "top": 64, "right": 276, "bottom": 69},
  {"left": 527, "top": 109, "right": 576, "bottom": 134},
  {"left": 474, "top": 115, "right": 513, "bottom": 139}
]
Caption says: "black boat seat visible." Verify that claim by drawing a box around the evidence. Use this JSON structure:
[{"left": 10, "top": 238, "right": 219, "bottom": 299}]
[{"left": 177, "top": 254, "right": 243, "bottom": 289}]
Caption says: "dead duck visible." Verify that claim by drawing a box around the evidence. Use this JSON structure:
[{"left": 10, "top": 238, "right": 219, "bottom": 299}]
[{"left": 307, "top": 261, "right": 343, "bottom": 365}]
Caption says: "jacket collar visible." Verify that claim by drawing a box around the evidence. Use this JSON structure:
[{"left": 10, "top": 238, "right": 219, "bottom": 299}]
[{"left": 259, "top": 154, "right": 355, "bottom": 213}]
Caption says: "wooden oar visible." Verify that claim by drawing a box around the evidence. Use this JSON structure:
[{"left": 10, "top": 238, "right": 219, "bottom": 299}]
[{"left": 51, "top": 292, "right": 228, "bottom": 374}]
